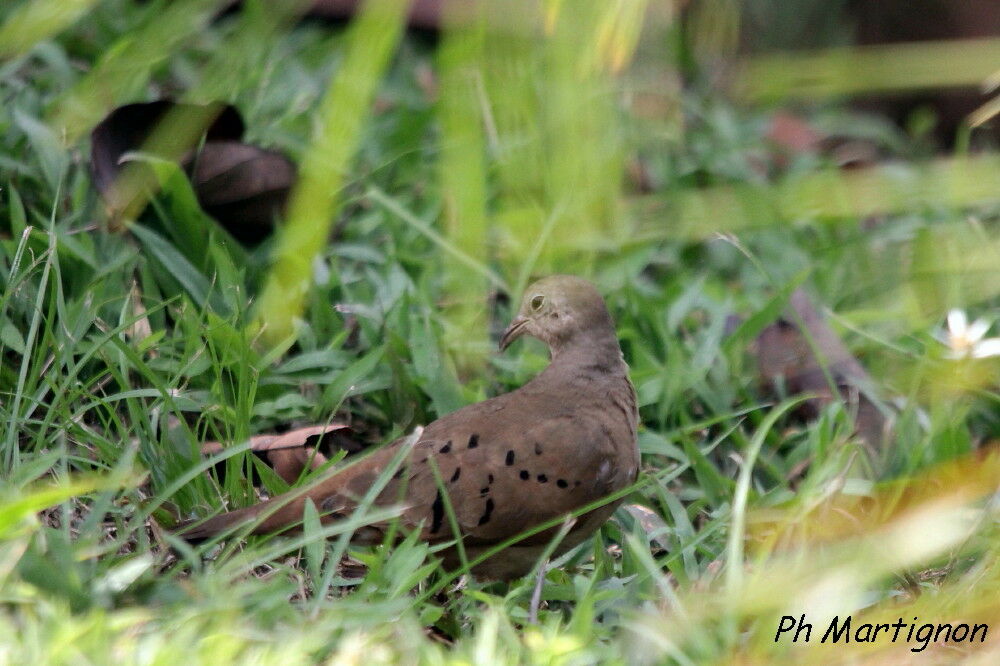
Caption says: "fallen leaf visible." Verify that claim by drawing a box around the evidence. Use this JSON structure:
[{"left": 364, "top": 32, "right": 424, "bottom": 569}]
[
  {"left": 766, "top": 111, "right": 822, "bottom": 156},
  {"left": 201, "top": 424, "right": 352, "bottom": 484},
  {"left": 755, "top": 289, "right": 890, "bottom": 452},
  {"left": 623, "top": 503, "right": 671, "bottom": 551},
  {"left": 90, "top": 100, "right": 242, "bottom": 204},
  {"left": 305, "top": 0, "right": 447, "bottom": 31},
  {"left": 90, "top": 100, "right": 294, "bottom": 245},
  {"left": 187, "top": 141, "right": 296, "bottom": 245}
]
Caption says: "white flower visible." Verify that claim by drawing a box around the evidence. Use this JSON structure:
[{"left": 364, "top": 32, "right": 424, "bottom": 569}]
[{"left": 938, "top": 309, "right": 1000, "bottom": 359}]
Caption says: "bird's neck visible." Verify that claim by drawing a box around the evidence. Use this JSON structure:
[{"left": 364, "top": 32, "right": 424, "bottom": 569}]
[{"left": 547, "top": 330, "right": 628, "bottom": 377}]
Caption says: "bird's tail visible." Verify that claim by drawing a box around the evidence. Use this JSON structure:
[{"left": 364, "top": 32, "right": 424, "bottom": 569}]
[{"left": 174, "top": 492, "right": 307, "bottom": 543}]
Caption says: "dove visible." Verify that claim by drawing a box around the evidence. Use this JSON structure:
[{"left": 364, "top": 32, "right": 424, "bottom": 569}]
[{"left": 177, "top": 275, "right": 639, "bottom": 580}]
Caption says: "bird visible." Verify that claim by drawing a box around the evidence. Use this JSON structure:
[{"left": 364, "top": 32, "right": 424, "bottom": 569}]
[{"left": 176, "top": 275, "right": 640, "bottom": 580}]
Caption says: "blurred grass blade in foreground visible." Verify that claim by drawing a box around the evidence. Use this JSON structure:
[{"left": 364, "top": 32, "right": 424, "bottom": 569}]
[
  {"left": 742, "top": 38, "right": 1000, "bottom": 101},
  {"left": 436, "top": 0, "right": 491, "bottom": 370},
  {"left": 0, "top": 0, "right": 99, "bottom": 60},
  {"left": 254, "top": 0, "right": 409, "bottom": 351},
  {"left": 47, "top": 0, "right": 230, "bottom": 140}
]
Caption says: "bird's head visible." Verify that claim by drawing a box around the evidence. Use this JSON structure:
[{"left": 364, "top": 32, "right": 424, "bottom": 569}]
[{"left": 499, "top": 275, "right": 616, "bottom": 353}]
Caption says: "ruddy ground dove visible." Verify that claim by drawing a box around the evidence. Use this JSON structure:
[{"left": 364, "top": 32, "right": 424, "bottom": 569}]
[{"left": 177, "top": 275, "right": 639, "bottom": 580}]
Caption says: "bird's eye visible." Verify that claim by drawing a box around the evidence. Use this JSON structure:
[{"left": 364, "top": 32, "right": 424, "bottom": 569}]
[{"left": 530, "top": 295, "right": 545, "bottom": 311}]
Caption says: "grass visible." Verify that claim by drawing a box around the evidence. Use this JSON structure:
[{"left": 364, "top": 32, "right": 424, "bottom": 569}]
[{"left": 2, "top": 0, "right": 1000, "bottom": 663}]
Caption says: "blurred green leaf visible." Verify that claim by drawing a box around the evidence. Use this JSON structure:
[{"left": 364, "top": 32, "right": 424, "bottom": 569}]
[
  {"left": 254, "top": 0, "right": 409, "bottom": 349},
  {"left": 723, "top": 268, "right": 810, "bottom": 353},
  {"left": 0, "top": 0, "right": 99, "bottom": 59},
  {"left": 745, "top": 38, "right": 1000, "bottom": 101},
  {"left": 13, "top": 109, "right": 68, "bottom": 190},
  {"left": 131, "top": 223, "right": 229, "bottom": 315}
]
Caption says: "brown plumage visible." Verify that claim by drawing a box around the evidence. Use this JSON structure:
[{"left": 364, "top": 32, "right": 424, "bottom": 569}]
[{"left": 176, "top": 275, "right": 640, "bottom": 580}]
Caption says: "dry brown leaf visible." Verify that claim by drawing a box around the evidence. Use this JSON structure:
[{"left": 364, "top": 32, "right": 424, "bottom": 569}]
[
  {"left": 304, "top": 0, "right": 447, "bottom": 30},
  {"left": 201, "top": 425, "right": 351, "bottom": 484},
  {"left": 89, "top": 100, "right": 294, "bottom": 245},
  {"left": 624, "top": 503, "right": 672, "bottom": 551},
  {"left": 755, "top": 289, "right": 890, "bottom": 452},
  {"left": 187, "top": 141, "right": 296, "bottom": 245}
]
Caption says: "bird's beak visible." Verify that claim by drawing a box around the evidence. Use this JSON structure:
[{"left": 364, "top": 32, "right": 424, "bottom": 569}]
[{"left": 499, "top": 316, "right": 529, "bottom": 352}]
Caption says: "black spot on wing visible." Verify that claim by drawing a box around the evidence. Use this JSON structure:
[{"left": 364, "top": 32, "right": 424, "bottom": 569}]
[
  {"left": 477, "top": 498, "right": 495, "bottom": 526},
  {"left": 430, "top": 491, "right": 444, "bottom": 534},
  {"left": 534, "top": 443, "right": 543, "bottom": 455},
  {"left": 468, "top": 434, "right": 479, "bottom": 449},
  {"left": 556, "top": 479, "right": 568, "bottom": 488},
  {"left": 450, "top": 467, "right": 461, "bottom": 482},
  {"left": 537, "top": 474, "right": 548, "bottom": 483},
  {"left": 505, "top": 450, "right": 515, "bottom": 466},
  {"left": 439, "top": 441, "right": 452, "bottom": 454},
  {"left": 519, "top": 470, "right": 530, "bottom": 480},
  {"left": 479, "top": 486, "right": 489, "bottom": 496},
  {"left": 488, "top": 473, "right": 494, "bottom": 484}
]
